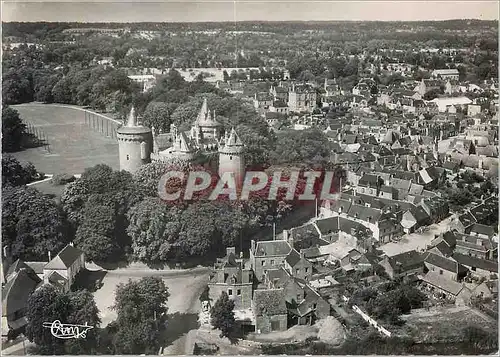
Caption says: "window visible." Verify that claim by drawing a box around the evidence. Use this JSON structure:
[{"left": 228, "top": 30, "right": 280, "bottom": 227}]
[
  {"left": 228, "top": 289, "right": 233, "bottom": 296},
  {"left": 262, "top": 261, "right": 266, "bottom": 266},
  {"left": 296, "top": 269, "right": 300, "bottom": 275},
  {"left": 271, "top": 260, "right": 275, "bottom": 265},
  {"left": 297, "top": 294, "right": 302, "bottom": 302},
  {"left": 126, "top": 154, "right": 130, "bottom": 160},
  {"left": 305, "top": 267, "right": 309, "bottom": 273},
  {"left": 237, "top": 289, "right": 241, "bottom": 296},
  {"left": 439, "top": 269, "right": 443, "bottom": 275},
  {"left": 313, "top": 303, "right": 317, "bottom": 309}
]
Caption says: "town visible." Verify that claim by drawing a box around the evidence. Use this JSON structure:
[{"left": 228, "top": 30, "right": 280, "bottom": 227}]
[{"left": 1, "top": 5, "right": 499, "bottom": 356}]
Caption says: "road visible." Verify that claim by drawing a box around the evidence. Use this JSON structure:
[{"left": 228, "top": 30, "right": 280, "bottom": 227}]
[
  {"left": 90, "top": 264, "right": 211, "bottom": 355},
  {"left": 379, "top": 215, "right": 454, "bottom": 256}
]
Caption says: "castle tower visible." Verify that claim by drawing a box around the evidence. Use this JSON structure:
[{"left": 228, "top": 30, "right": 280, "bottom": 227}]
[
  {"left": 218, "top": 128, "right": 245, "bottom": 188},
  {"left": 117, "top": 107, "right": 153, "bottom": 173}
]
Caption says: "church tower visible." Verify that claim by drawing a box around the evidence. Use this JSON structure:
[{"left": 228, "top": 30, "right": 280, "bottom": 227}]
[
  {"left": 117, "top": 107, "right": 153, "bottom": 173},
  {"left": 218, "top": 128, "right": 245, "bottom": 188}
]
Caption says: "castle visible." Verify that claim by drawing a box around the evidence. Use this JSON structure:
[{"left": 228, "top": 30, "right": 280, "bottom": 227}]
[{"left": 117, "top": 98, "right": 245, "bottom": 185}]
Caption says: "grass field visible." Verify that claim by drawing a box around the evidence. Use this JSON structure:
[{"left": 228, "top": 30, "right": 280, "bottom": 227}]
[
  {"left": 11, "top": 103, "right": 119, "bottom": 175},
  {"left": 395, "top": 306, "right": 498, "bottom": 343}
]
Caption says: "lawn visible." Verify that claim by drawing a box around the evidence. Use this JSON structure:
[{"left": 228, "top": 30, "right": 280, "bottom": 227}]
[
  {"left": 395, "top": 305, "right": 498, "bottom": 343},
  {"left": 11, "top": 103, "right": 119, "bottom": 175}
]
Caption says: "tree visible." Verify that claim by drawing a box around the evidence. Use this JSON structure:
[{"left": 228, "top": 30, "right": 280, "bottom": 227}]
[
  {"left": 61, "top": 164, "right": 142, "bottom": 243},
  {"left": 25, "top": 285, "right": 67, "bottom": 355},
  {"left": 127, "top": 198, "right": 182, "bottom": 263},
  {"left": 269, "top": 128, "right": 331, "bottom": 165},
  {"left": 142, "top": 101, "right": 171, "bottom": 132},
  {"left": 2, "top": 106, "right": 27, "bottom": 152},
  {"left": 111, "top": 277, "right": 169, "bottom": 354},
  {"left": 2, "top": 155, "right": 41, "bottom": 186},
  {"left": 2, "top": 185, "right": 69, "bottom": 261},
  {"left": 74, "top": 202, "right": 118, "bottom": 262},
  {"left": 26, "top": 285, "right": 101, "bottom": 355},
  {"left": 64, "top": 290, "right": 101, "bottom": 355},
  {"left": 210, "top": 291, "right": 236, "bottom": 339}
]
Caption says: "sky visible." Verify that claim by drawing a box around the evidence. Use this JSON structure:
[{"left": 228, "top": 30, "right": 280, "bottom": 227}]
[{"left": 1, "top": 0, "right": 499, "bottom": 22}]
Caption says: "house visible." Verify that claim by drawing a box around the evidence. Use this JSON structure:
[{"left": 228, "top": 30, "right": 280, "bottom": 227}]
[
  {"left": 431, "top": 69, "right": 459, "bottom": 81},
  {"left": 419, "top": 272, "right": 471, "bottom": 305},
  {"left": 380, "top": 250, "right": 425, "bottom": 279},
  {"left": 250, "top": 239, "right": 292, "bottom": 281},
  {"left": 43, "top": 244, "right": 85, "bottom": 293},
  {"left": 253, "top": 92, "right": 274, "bottom": 111},
  {"left": 2, "top": 264, "right": 41, "bottom": 334},
  {"left": 423, "top": 252, "right": 462, "bottom": 281},
  {"left": 253, "top": 289, "right": 288, "bottom": 333},
  {"left": 287, "top": 281, "right": 330, "bottom": 326},
  {"left": 264, "top": 268, "right": 329, "bottom": 326},
  {"left": 452, "top": 253, "right": 498, "bottom": 279},
  {"left": 400, "top": 206, "right": 431, "bottom": 234},
  {"left": 208, "top": 247, "right": 254, "bottom": 309},
  {"left": 284, "top": 249, "right": 313, "bottom": 281},
  {"left": 127, "top": 74, "right": 156, "bottom": 92},
  {"left": 454, "top": 233, "right": 495, "bottom": 260},
  {"left": 288, "top": 84, "right": 317, "bottom": 113}
]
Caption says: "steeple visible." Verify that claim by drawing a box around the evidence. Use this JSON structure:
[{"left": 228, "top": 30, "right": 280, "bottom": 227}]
[{"left": 126, "top": 106, "right": 137, "bottom": 127}]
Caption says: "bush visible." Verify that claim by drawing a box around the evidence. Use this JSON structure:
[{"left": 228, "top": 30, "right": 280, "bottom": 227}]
[{"left": 51, "top": 173, "right": 76, "bottom": 185}]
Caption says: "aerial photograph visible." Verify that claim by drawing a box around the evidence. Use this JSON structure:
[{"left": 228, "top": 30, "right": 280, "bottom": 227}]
[{"left": 1, "top": 0, "right": 499, "bottom": 355}]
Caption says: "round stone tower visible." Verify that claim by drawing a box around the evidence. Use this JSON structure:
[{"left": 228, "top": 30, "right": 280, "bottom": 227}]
[
  {"left": 117, "top": 107, "right": 153, "bottom": 173},
  {"left": 218, "top": 128, "right": 245, "bottom": 188}
]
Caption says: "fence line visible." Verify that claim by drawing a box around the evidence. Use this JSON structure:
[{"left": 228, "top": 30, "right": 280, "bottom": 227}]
[{"left": 342, "top": 295, "right": 392, "bottom": 337}]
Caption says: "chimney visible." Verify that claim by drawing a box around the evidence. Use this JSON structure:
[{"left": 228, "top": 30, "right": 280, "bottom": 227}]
[
  {"left": 283, "top": 230, "right": 289, "bottom": 242},
  {"left": 251, "top": 240, "right": 256, "bottom": 252},
  {"left": 226, "top": 247, "right": 236, "bottom": 257},
  {"left": 48, "top": 251, "right": 51, "bottom": 262}
]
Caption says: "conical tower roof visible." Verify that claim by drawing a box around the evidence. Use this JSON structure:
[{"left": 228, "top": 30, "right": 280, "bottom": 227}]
[
  {"left": 126, "top": 106, "right": 137, "bottom": 127},
  {"left": 117, "top": 106, "right": 151, "bottom": 135},
  {"left": 195, "top": 98, "right": 221, "bottom": 128},
  {"left": 220, "top": 128, "right": 244, "bottom": 154}
]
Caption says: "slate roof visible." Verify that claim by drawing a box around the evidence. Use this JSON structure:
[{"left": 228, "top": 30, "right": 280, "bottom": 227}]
[
  {"left": 388, "top": 250, "right": 424, "bottom": 271},
  {"left": 253, "top": 289, "right": 287, "bottom": 316},
  {"left": 358, "top": 174, "right": 381, "bottom": 187},
  {"left": 253, "top": 240, "right": 292, "bottom": 257},
  {"left": 44, "top": 245, "right": 83, "bottom": 270},
  {"left": 432, "top": 241, "right": 454, "bottom": 257},
  {"left": 458, "top": 212, "right": 477, "bottom": 228},
  {"left": 442, "top": 231, "right": 457, "bottom": 248},
  {"left": 421, "top": 271, "right": 465, "bottom": 296},
  {"left": 469, "top": 223, "right": 495, "bottom": 237},
  {"left": 285, "top": 249, "right": 303, "bottom": 267},
  {"left": 2, "top": 269, "right": 41, "bottom": 317},
  {"left": 424, "top": 252, "right": 457, "bottom": 273},
  {"left": 289, "top": 223, "right": 321, "bottom": 244},
  {"left": 6, "top": 260, "right": 31, "bottom": 281},
  {"left": 452, "top": 253, "right": 498, "bottom": 273},
  {"left": 347, "top": 204, "right": 382, "bottom": 223}
]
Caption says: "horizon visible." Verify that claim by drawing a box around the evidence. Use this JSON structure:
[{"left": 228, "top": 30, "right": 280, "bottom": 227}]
[
  {"left": 2, "top": 1, "right": 498, "bottom": 22},
  {"left": 2, "top": 18, "right": 499, "bottom": 24}
]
